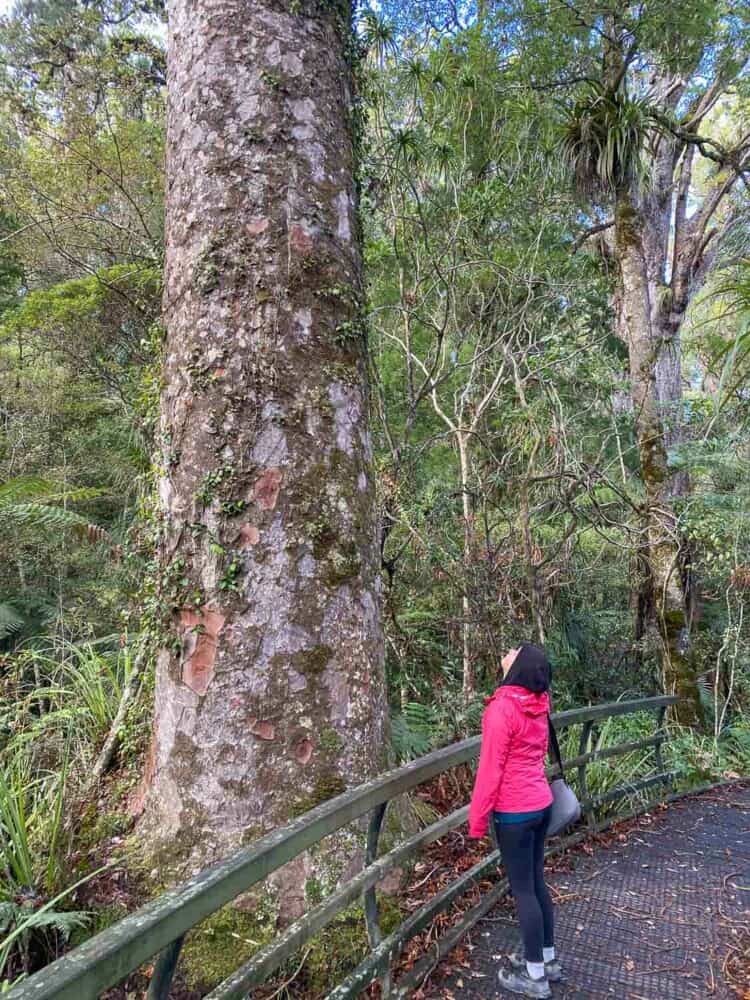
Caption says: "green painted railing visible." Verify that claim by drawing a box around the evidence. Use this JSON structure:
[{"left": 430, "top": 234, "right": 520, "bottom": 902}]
[{"left": 7, "top": 694, "right": 678, "bottom": 1000}]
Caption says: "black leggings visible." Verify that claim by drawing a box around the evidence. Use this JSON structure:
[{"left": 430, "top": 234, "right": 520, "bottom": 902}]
[{"left": 493, "top": 807, "right": 554, "bottom": 963}]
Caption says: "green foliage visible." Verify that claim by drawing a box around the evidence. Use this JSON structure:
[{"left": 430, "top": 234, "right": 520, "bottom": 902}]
[
  {"left": 0, "top": 864, "right": 107, "bottom": 984},
  {"left": 0, "top": 900, "right": 89, "bottom": 982},
  {"left": 391, "top": 702, "right": 436, "bottom": 760},
  {"left": 0, "top": 479, "right": 122, "bottom": 648},
  {"left": 667, "top": 719, "right": 750, "bottom": 787},
  {"left": 0, "top": 604, "right": 24, "bottom": 641},
  {"left": 36, "top": 640, "right": 134, "bottom": 736},
  {"left": 301, "top": 898, "right": 403, "bottom": 994},
  {"left": 0, "top": 478, "right": 110, "bottom": 536},
  {"left": 571, "top": 710, "right": 658, "bottom": 815},
  {"left": 392, "top": 693, "right": 486, "bottom": 762},
  {"left": 0, "top": 637, "right": 138, "bottom": 981},
  {"left": 0, "top": 731, "right": 81, "bottom": 980},
  {"left": 561, "top": 711, "right": 750, "bottom": 820},
  {"left": 6, "top": 640, "right": 136, "bottom": 761},
  {"left": 0, "top": 765, "right": 38, "bottom": 890}
]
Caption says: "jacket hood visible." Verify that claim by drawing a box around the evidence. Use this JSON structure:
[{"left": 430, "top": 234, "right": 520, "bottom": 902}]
[
  {"left": 485, "top": 685, "right": 550, "bottom": 716},
  {"left": 501, "top": 643, "right": 551, "bottom": 693}
]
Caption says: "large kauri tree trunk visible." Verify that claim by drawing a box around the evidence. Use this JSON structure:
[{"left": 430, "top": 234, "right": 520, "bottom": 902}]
[{"left": 141, "top": 0, "right": 388, "bottom": 912}]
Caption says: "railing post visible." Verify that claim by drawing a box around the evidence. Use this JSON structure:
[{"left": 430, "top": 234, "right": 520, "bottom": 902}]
[
  {"left": 363, "top": 802, "right": 391, "bottom": 998},
  {"left": 147, "top": 935, "right": 185, "bottom": 1000},
  {"left": 654, "top": 704, "right": 673, "bottom": 793},
  {"left": 577, "top": 720, "right": 596, "bottom": 829}
]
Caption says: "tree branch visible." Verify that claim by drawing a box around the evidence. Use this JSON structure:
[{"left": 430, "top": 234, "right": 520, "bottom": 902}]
[{"left": 571, "top": 218, "right": 614, "bottom": 253}]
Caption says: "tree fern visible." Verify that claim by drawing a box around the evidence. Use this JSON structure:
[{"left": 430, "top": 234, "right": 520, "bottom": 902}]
[
  {"left": 1, "top": 502, "right": 98, "bottom": 534},
  {"left": 0, "top": 478, "right": 105, "bottom": 506}
]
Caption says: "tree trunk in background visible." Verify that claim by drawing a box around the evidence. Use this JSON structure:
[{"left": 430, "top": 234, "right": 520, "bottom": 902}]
[
  {"left": 614, "top": 193, "right": 703, "bottom": 725},
  {"left": 457, "top": 431, "right": 475, "bottom": 702},
  {"left": 141, "top": 0, "right": 388, "bottom": 912},
  {"left": 642, "top": 125, "right": 690, "bottom": 501}
]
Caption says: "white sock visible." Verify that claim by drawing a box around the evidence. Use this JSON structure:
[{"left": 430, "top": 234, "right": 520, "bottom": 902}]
[
  {"left": 543, "top": 947, "right": 555, "bottom": 963},
  {"left": 526, "top": 961, "right": 545, "bottom": 980}
]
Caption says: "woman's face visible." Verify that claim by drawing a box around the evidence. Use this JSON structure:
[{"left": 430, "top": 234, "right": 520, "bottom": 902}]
[{"left": 501, "top": 647, "right": 520, "bottom": 677}]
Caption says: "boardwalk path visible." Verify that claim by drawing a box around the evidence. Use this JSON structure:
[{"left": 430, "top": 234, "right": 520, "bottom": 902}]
[{"left": 442, "top": 783, "right": 750, "bottom": 1000}]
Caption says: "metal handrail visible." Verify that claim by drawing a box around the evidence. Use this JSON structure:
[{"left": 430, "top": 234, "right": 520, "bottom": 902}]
[{"left": 6, "top": 694, "right": 678, "bottom": 1000}]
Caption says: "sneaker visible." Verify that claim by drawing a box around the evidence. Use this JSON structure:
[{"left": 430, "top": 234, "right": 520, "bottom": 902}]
[
  {"left": 508, "top": 950, "right": 563, "bottom": 983},
  {"left": 497, "top": 965, "right": 552, "bottom": 998}
]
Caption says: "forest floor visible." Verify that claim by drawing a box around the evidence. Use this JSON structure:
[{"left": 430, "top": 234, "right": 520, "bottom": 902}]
[{"left": 427, "top": 782, "right": 750, "bottom": 1000}]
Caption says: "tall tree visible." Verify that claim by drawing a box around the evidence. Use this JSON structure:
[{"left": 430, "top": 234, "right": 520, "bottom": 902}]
[
  {"left": 140, "top": 0, "right": 388, "bottom": 913},
  {"left": 549, "top": 0, "right": 750, "bottom": 724}
]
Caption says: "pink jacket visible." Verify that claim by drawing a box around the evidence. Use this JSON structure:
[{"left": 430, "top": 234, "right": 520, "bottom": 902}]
[{"left": 468, "top": 684, "right": 553, "bottom": 838}]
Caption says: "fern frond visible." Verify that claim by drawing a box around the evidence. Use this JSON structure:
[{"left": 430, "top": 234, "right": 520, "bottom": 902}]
[
  {"left": 16, "top": 909, "right": 89, "bottom": 938},
  {"left": 0, "top": 477, "right": 106, "bottom": 504},
  {"left": 0, "top": 504, "right": 117, "bottom": 555},
  {"left": 0, "top": 478, "right": 59, "bottom": 502},
  {"left": 0, "top": 604, "right": 24, "bottom": 639},
  {"left": 391, "top": 701, "right": 436, "bottom": 761},
  {"left": 0, "top": 474, "right": 116, "bottom": 557},
  {"left": 0, "top": 502, "right": 95, "bottom": 532}
]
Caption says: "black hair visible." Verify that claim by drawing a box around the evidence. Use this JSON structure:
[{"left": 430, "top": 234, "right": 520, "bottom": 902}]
[{"left": 500, "top": 643, "right": 551, "bottom": 694}]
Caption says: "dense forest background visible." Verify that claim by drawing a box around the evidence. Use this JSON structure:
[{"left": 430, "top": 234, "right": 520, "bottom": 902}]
[{"left": 1, "top": 0, "right": 750, "bottom": 992}]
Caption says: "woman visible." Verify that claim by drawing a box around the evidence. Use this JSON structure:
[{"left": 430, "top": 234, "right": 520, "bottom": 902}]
[{"left": 468, "top": 644, "right": 561, "bottom": 999}]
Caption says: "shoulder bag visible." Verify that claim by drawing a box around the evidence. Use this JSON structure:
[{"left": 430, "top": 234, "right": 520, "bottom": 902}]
[{"left": 547, "top": 714, "right": 582, "bottom": 837}]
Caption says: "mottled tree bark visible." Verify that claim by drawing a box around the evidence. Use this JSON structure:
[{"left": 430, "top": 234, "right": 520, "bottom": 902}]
[{"left": 141, "top": 0, "right": 388, "bottom": 909}]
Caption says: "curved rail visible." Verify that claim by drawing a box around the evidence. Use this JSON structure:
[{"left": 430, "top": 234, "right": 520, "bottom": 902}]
[{"left": 6, "top": 695, "right": 678, "bottom": 999}]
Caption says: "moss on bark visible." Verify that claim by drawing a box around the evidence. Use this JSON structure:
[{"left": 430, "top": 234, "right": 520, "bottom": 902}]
[
  {"left": 302, "top": 898, "right": 402, "bottom": 992},
  {"left": 290, "top": 774, "right": 348, "bottom": 817},
  {"left": 180, "top": 901, "right": 277, "bottom": 990}
]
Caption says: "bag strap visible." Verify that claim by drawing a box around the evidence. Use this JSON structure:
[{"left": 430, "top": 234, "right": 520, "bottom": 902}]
[{"left": 547, "top": 714, "right": 566, "bottom": 780}]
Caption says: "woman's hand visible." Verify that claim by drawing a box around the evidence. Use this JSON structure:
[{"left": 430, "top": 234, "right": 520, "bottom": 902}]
[{"left": 468, "top": 821, "right": 489, "bottom": 840}]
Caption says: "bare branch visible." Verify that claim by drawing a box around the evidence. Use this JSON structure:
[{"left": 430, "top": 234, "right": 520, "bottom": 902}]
[{"left": 571, "top": 218, "right": 614, "bottom": 253}]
